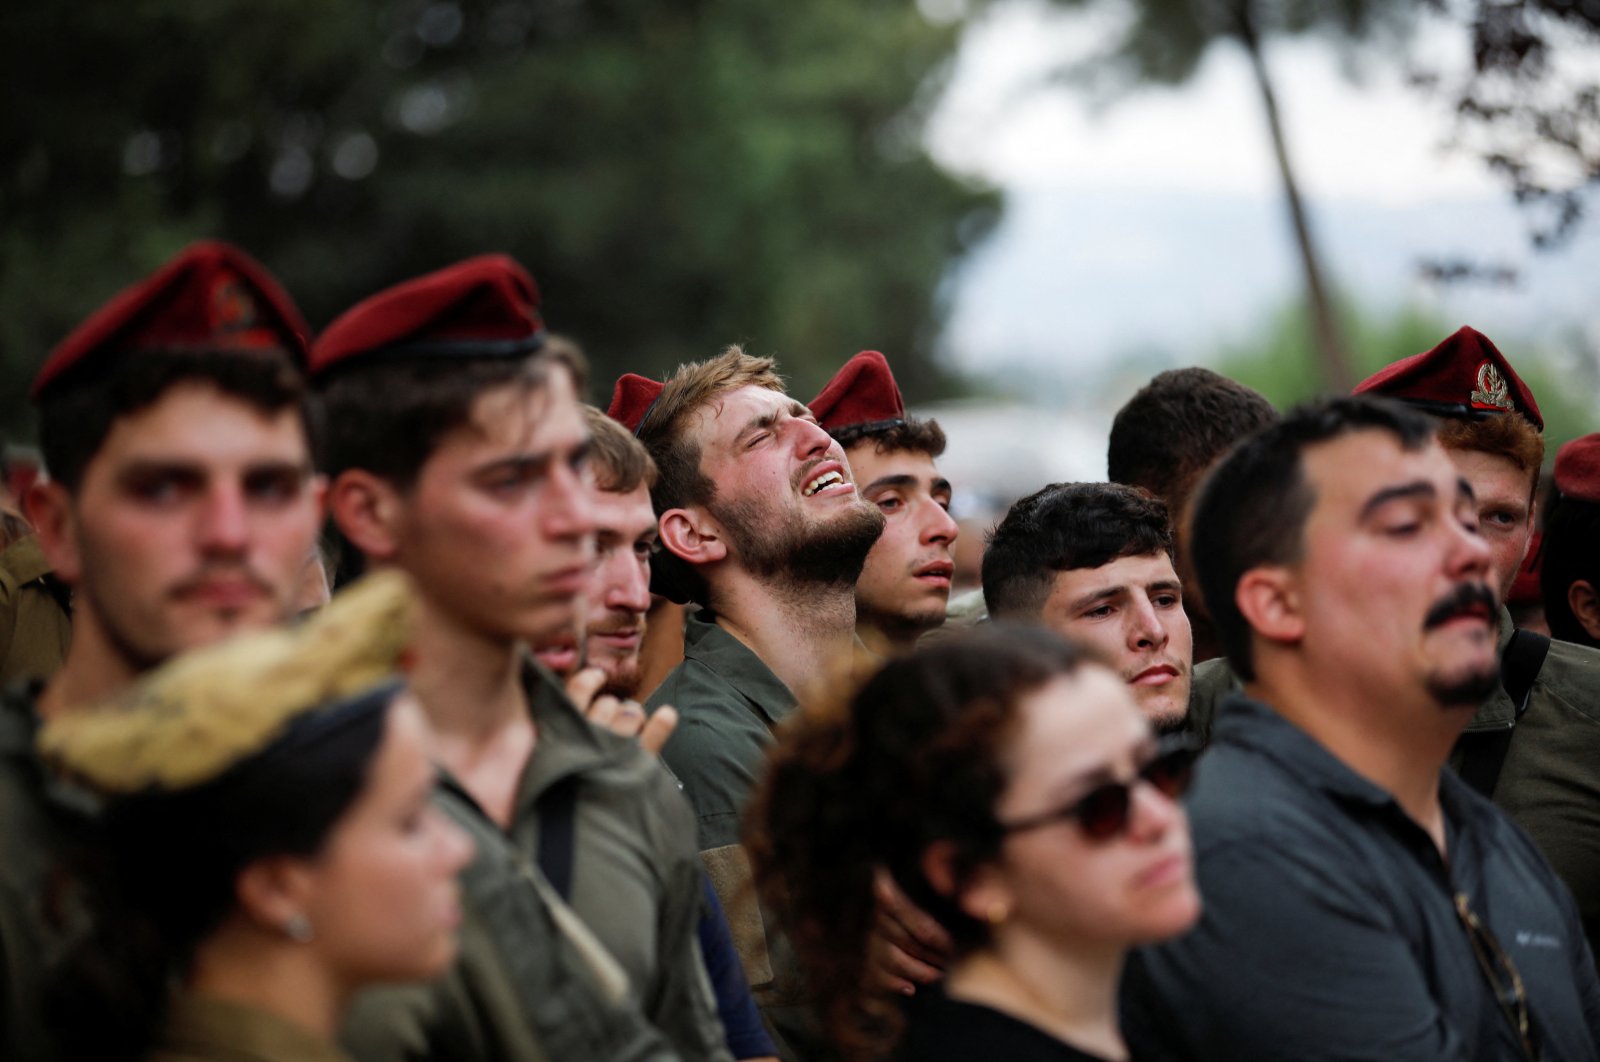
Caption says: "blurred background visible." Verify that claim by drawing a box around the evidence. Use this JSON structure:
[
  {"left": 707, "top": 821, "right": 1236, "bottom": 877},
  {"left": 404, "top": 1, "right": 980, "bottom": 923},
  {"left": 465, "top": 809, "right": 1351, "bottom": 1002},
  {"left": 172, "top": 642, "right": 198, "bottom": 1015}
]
[{"left": 4, "top": 0, "right": 1598, "bottom": 500}]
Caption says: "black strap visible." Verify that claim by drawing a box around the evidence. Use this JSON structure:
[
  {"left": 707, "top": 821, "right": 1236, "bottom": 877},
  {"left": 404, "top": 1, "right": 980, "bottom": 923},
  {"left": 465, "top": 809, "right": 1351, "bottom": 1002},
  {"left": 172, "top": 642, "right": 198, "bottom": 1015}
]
[
  {"left": 1456, "top": 629, "right": 1551, "bottom": 798},
  {"left": 535, "top": 776, "right": 580, "bottom": 900}
]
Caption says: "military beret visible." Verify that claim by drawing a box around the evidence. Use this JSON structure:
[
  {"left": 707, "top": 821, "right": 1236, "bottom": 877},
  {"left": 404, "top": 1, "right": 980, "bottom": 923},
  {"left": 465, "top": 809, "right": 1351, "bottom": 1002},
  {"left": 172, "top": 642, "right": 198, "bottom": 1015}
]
[
  {"left": 1353, "top": 326, "right": 1543, "bottom": 432},
  {"left": 1508, "top": 530, "right": 1544, "bottom": 606},
  {"left": 607, "top": 373, "right": 665, "bottom": 435},
  {"left": 1554, "top": 434, "right": 1600, "bottom": 503},
  {"left": 809, "top": 350, "right": 905, "bottom": 435},
  {"left": 32, "top": 240, "right": 310, "bottom": 400},
  {"left": 310, "top": 254, "right": 546, "bottom": 377},
  {"left": 40, "top": 571, "right": 416, "bottom": 794}
]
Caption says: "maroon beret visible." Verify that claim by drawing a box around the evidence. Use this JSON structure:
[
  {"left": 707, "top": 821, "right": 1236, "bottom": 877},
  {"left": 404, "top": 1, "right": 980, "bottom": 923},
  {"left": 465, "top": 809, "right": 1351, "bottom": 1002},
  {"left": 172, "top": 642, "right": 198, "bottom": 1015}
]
[
  {"left": 809, "top": 350, "right": 905, "bottom": 435},
  {"left": 309, "top": 254, "right": 545, "bottom": 376},
  {"left": 1508, "top": 529, "right": 1544, "bottom": 606},
  {"left": 1353, "top": 326, "right": 1543, "bottom": 432},
  {"left": 32, "top": 240, "right": 309, "bottom": 400},
  {"left": 1555, "top": 434, "right": 1600, "bottom": 503},
  {"left": 607, "top": 373, "right": 665, "bottom": 435}
]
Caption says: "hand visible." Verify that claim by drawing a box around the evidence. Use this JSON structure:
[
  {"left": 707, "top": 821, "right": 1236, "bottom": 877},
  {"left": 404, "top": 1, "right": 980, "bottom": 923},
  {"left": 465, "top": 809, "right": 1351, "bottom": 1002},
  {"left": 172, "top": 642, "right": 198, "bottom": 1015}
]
[
  {"left": 866, "top": 867, "right": 952, "bottom": 995},
  {"left": 565, "top": 667, "right": 679, "bottom": 756}
]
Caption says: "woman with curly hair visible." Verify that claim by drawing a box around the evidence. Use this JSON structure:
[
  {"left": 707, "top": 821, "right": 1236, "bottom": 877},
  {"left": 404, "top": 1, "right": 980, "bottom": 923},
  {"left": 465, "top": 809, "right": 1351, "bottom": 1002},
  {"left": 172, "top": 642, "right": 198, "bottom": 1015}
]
[{"left": 748, "top": 625, "right": 1201, "bottom": 1061}]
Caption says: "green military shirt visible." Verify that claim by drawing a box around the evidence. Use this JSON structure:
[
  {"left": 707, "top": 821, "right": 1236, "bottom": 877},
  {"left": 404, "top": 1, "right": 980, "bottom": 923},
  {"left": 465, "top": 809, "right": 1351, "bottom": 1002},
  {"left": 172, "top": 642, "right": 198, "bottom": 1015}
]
[
  {"left": 507, "top": 662, "right": 730, "bottom": 1062},
  {"left": 646, "top": 612, "right": 827, "bottom": 1062},
  {"left": 0, "top": 683, "right": 95, "bottom": 1062},
  {"left": 153, "top": 995, "right": 351, "bottom": 1062},
  {"left": 0, "top": 535, "right": 71, "bottom": 686},
  {"left": 341, "top": 747, "right": 680, "bottom": 1062},
  {"left": 1187, "top": 607, "right": 1600, "bottom": 961}
]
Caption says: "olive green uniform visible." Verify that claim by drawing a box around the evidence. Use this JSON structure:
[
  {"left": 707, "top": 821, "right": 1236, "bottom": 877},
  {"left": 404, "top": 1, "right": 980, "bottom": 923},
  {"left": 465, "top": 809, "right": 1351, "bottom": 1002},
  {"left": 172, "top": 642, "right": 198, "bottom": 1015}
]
[
  {"left": 0, "top": 536, "right": 71, "bottom": 686},
  {"left": 1188, "top": 607, "right": 1600, "bottom": 959},
  {"left": 646, "top": 612, "right": 824, "bottom": 1062},
  {"left": 152, "top": 995, "right": 351, "bottom": 1062},
  {"left": 510, "top": 662, "right": 730, "bottom": 1062}
]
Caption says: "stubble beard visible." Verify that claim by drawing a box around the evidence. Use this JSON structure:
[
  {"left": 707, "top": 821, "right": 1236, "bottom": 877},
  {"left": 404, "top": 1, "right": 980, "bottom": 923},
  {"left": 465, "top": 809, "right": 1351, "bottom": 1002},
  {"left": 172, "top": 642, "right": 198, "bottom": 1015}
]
[
  {"left": 1426, "top": 660, "right": 1502, "bottom": 709},
  {"left": 713, "top": 493, "right": 886, "bottom": 592}
]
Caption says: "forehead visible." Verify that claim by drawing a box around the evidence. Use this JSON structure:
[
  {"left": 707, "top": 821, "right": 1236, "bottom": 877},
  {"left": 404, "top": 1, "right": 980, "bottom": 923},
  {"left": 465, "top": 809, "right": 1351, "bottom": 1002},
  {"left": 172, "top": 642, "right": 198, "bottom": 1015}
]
[
  {"left": 592, "top": 483, "right": 657, "bottom": 537},
  {"left": 691, "top": 384, "right": 797, "bottom": 447},
  {"left": 1301, "top": 430, "right": 1455, "bottom": 519},
  {"left": 1006, "top": 667, "right": 1148, "bottom": 784},
  {"left": 844, "top": 442, "right": 941, "bottom": 485},
  {"left": 454, "top": 366, "right": 583, "bottom": 454},
  {"left": 1044, "top": 551, "right": 1178, "bottom": 605},
  {"left": 93, "top": 381, "right": 308, "bottom": 467},
  {"left": 1444, "top": 446, "right": 1533, "bottom": 502}
]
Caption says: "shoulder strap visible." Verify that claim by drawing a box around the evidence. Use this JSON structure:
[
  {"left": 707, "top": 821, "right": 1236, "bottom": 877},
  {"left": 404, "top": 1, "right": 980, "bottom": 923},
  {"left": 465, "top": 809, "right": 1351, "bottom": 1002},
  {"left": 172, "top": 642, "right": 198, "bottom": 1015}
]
[
  {"left": 536, "top": 775, "right": 580, "bottom": 900},
  {"left": 1455, "top": 629, "right": 1551, "bottom": 798}
]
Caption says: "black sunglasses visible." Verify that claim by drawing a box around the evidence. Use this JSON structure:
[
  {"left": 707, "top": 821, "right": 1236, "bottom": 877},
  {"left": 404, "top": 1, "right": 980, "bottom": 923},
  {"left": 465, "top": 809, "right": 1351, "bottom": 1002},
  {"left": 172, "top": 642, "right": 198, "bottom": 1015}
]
[
  {"left": 1453, "top": 892, "right": 1537, "bottom": 1059},
  {"left": 998, "top": 736, "right": 1199, "bottom": 842}
]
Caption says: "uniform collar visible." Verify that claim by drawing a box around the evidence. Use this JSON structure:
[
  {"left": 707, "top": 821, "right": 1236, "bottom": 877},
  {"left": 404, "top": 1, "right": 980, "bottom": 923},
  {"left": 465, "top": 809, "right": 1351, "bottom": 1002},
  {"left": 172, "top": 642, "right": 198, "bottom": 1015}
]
[
  {"left": 682, "top": 609, "right": 797, "bottom": 724},
  {"left": 159, "top": 994, "right": 350, "bottom": 1062},
  {"left": 0, "top": 535, "right": 54, "bottom": 587},
  {"left": 1461, "top": 605, "right": 1519, "bottom": 733}
]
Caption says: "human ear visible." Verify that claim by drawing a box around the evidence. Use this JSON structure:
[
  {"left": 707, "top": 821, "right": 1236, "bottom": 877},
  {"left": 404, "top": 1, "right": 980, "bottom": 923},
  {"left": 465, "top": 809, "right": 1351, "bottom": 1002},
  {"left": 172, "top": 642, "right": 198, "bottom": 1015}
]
[
  {"left": 922, "top": 840, "right": 1012, "bottom": 927},
  {"left": 235, "top": 855, "right": 317, "bottom": 937},
  {"left": 1235, "top": 567, "right": 1305, "bottom": 648},
  {"left": 25, "top": 481, "right": 82, "bottom": 585},
  {"left": 1568, "top": 581, "right": 1600, "bottom": 642},
  {"left": 657, "top": 508, "right": 727, "bottom": 566},
  {"left": 328, "top": 471, "right": 403, "bottom": 563}
]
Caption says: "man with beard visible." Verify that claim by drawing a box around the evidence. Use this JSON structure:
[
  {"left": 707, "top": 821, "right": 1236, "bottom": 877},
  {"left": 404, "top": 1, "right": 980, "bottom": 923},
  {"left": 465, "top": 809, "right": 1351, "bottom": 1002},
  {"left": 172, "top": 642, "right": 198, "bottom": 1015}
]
[
  {"left": 807, "top": 351, "right": 958, "bottom": 655},
  {"left": 1121, "top": 396, "right": 1600, "bottom": 1060},
  {"left": 610, "top": 347, "right": 885, "bottom": 1059},
  {"left": 2, "top": 241, "right": 325, "bottom": 1061},
  {"left": 314, "top": 257, "right": 727, "bottom": 1062},
  {"left": 983, "top": 482, "right": 1193, "bottom": 735}
]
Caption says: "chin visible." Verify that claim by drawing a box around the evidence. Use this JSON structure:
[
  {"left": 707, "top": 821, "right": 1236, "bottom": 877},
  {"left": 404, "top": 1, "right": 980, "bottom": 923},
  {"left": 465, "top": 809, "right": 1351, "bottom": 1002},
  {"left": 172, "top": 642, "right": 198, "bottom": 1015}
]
[{"left": 1425, "top": 661, "right": 1502, "bottom": 709}]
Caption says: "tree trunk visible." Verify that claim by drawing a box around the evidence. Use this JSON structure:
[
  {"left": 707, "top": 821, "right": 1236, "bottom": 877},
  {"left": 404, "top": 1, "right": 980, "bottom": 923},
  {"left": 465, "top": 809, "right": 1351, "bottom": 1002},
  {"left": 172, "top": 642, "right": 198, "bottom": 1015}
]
[{"left": 1233, "top": 4, "right": 1356, "bottom": 393}]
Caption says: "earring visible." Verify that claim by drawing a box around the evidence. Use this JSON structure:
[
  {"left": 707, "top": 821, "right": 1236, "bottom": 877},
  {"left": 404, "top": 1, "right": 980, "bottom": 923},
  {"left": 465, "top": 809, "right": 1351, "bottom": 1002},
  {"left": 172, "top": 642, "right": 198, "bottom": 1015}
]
[
  {"left": 284, "top": 914, "right": 315, "bottom": 943},
  {"left": 985, "top": 900, "right": 1011, "bottom": 926}
]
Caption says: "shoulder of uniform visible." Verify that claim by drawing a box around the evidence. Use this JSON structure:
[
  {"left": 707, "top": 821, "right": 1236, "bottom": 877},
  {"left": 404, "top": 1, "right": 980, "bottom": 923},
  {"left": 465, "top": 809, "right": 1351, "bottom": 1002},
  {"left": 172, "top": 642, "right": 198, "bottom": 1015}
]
[{"left": 0, "top": 536, "right": 54, "bottom": 589}]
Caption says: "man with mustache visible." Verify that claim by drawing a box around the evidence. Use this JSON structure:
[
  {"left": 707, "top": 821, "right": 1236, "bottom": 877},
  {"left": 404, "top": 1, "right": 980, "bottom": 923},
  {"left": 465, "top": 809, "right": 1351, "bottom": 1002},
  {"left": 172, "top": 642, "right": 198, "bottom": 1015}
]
[
  {"left": 314, "top": 257, "right": 727, "bottom": 1062},
  {"left": 1121, "top": 396, "right": 1600, "bottom": 1060},
  {"left": 2, "top": 242, "right": 325, "bottom": 1061},
  {"left": 808, "top": 351, "right": 959, "bottom": 655},
  {"left": 984, "top": 483, "right": 1193, "bottom": 735},
  {"left": 610, "top": 348, "right": 885, "bottom": 1059}
]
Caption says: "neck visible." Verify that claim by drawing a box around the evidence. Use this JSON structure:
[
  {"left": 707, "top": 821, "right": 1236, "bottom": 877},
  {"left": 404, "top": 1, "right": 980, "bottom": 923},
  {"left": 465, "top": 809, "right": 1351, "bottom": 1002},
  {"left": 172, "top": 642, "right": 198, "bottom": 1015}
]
[
  {"left": 1250, "top": 660, "right": 1468, "bottom": 852},
  {"left": 708, "top": 569, "right": 858, "bottom": 701},
  {"left": 407, "top": 593, "right": 527, "bottom": 741},
  {"left": 854, "top": 615, "right": 921, "bottom": 657},
  {"left": 36, "top": 604, "right": 144, "bottom": 722},
  {"left": 186, "top": 929, "right": 342, "bottom": 1043},
  {"left": 946, "top": 935, "right": 1127, "bottom": 1060}
]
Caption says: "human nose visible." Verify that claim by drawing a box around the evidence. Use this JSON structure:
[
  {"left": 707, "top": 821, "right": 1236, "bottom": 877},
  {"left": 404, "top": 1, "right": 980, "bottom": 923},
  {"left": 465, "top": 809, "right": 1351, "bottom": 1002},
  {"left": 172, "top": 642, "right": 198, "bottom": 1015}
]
[
  {"left": 791, "top": 416, "right": 833, "bottom": 460},
  {"left": 921, "top": 501, "right": 958, "bottom": 547},
  {"left": 1125, "top": 776, "right": 1183, "bottom": 843},
  {"left": 1128, "top": 598, "right": 1169, "bottom": 651},
  {"left": 196, "top": 482, "right": 249, "bottom": 555},
  {"left": 1448, "top": 513, "right": 1494, "bottom": 583},
  {"left": 602, "top": 548, "right": 651, "bottom": 615}
]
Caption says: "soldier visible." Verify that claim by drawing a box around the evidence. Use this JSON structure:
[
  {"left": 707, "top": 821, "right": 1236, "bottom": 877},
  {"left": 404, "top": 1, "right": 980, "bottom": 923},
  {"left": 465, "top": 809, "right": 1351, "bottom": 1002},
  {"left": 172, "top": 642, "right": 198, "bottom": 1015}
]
[
  {"left": 0, "top": 525, "right": 72, "bottom": 685},
  {"left": 610, "top": 347, "right": 885, "bottom": 1058},
  {"left": 1107, "top": 367, "right": 1278, "bottom": 665},
  {"left": 38, "top": 573, "right": 474, "bottom": 1061},
  {"left": 1122, "top": 396, "right": 1600, "bottom": 1060},
  {"left": 313, "top": 256, "right": 725, "bottom": 1062},
  {"left": 808, "top": 351, "right": 958, "bottom": 655},
  {"left": 2, "top": 241, "right": 325, "bottom": 1061},
  {"left": 983, "top": 483, "right": 1193, "bottom": 735},
  {"left": 1540, "top": 435, "right": 1600, "bottom": 649}
]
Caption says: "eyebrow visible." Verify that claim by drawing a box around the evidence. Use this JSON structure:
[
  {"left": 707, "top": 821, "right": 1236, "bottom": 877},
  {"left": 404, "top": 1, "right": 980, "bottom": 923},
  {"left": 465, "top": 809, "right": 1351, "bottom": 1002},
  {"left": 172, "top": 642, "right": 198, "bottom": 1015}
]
[
  {"left": 1067, "top": 584, "right": 1127, "bottom": 613},
  {"left": 117, "top": 458, "right": 311, "bottom": 481},
  {"left": 864, "top": 473, "right": 917, "bottom": 493}
]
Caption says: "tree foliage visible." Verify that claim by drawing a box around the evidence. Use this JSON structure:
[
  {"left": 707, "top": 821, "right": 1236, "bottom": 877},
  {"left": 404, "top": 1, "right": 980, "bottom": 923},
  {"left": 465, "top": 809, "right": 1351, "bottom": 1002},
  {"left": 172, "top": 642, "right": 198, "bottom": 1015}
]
[{"left": 0, "top": 0, "right": 996, "bottom": 442}]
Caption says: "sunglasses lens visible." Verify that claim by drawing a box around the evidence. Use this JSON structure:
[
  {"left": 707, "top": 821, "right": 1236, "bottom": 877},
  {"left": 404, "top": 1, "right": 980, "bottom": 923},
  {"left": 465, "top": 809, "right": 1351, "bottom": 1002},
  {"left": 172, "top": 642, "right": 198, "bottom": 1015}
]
[
  {"left": 1145, "top": 748, "right": 1196, "bottom": 800},
  {"left": 1075, "top": 784, "right": 1132, "bottom": 841}
]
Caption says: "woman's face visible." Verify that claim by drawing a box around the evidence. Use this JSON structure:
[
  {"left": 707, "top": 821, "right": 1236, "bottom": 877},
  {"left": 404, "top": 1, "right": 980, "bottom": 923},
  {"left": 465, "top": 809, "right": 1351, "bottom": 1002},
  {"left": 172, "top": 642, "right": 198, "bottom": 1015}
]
[
  {"left": 973, "top": 666, "right": 1201, "bottom": 952},
  {"left": 300, "top": 693, "right": 473, "bottom": 987}
]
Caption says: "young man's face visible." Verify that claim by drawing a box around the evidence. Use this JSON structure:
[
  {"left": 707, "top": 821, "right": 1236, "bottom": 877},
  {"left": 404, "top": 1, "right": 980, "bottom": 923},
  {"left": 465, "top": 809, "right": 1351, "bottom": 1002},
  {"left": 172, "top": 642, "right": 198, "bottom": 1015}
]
[
  {"left": 391, "top": 366, "right": 596, "bottom": 647},
  {"left": 1442, "top": 446, "right": 1534, "bottom": 604},
  {"left": 1038, "top": 552, "right": 1193, "bottom": 733},
  {"left": 692, "top": 385, "right": 883, "bottom": 586},
  {"left": 39, "top": 381, "right": 320, "bottom": 668},
  {"left": 846, "top": 442, "right": 957, "bottom": 643},
  {"left": 1292, "top": 432, "right": 1498, "bottom": 709}
]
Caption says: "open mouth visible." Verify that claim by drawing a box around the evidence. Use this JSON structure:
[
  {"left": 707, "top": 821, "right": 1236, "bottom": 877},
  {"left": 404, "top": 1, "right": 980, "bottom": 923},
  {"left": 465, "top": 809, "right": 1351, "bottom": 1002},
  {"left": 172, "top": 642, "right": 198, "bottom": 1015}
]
[
  {"left": 802, "top": 465, "right": 849, "bottom": 497},
  {"left": 914, "top": 560, "right": 955, "bottom": 585}
]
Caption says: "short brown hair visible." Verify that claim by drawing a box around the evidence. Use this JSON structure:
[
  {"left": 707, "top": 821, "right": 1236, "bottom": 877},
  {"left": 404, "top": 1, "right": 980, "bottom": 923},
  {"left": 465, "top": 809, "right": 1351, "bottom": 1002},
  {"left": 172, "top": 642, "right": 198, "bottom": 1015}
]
[
  {"left": 832, "top": 417, "right": 946, "bottom": 459},
  {"left": 635, "top": 345, "right": 785, "bottom": 514},
  {"left": 583, "top": 405, "right": 657, "bottom": 494},
  {"left": 1436, "top": 412, "right": 1544, "bottom": 499}
]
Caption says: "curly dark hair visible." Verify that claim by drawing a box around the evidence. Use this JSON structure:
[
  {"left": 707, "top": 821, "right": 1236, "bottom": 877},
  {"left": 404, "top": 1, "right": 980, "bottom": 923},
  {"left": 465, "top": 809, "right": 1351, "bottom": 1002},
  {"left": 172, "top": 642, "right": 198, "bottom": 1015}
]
[{"left": 746, "top": 625, "right": 1102, "bottom": 1061}]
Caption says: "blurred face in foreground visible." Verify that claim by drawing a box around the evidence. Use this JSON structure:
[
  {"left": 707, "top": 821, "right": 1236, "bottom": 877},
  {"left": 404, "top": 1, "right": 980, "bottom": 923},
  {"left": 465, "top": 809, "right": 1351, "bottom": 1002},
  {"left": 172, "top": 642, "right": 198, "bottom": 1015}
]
[{"left": 966, "top": 666, "right": 1200, "bottom": 952}]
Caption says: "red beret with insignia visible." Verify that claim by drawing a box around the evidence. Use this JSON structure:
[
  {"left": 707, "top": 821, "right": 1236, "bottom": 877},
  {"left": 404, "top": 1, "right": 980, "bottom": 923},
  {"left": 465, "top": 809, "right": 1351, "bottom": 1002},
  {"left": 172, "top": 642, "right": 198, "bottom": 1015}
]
[
  {"left": 809, "top": 350, "right": 905, "bottom": 435},
  {"left": 1508, "top": 530, "right": 1544, "bottom": 606},
  {"left": 607, "top": 373, "right": 665, "bottom": 435},
  {"left": 309, "top": 254, "right": 545, "bottom": 377},
  {"left": 1353, "top": 326, "right": 1543, "bottom": 432},
  {"left": 32, "top": 240, "right": 310, "bottom": 400},
  {"left": 1554, "top": 434, "right": 1600, "bottom": 503}
]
